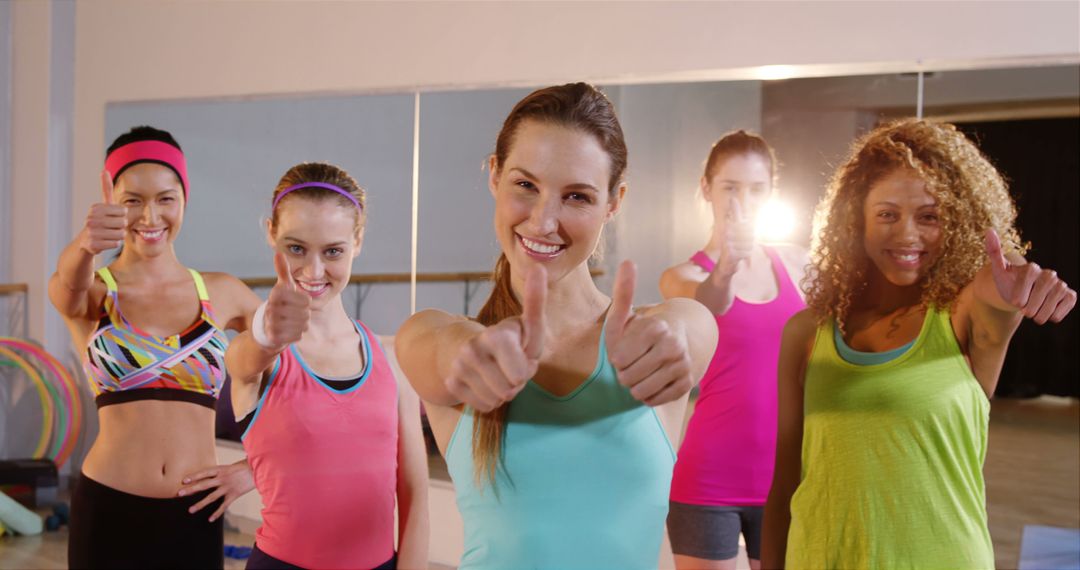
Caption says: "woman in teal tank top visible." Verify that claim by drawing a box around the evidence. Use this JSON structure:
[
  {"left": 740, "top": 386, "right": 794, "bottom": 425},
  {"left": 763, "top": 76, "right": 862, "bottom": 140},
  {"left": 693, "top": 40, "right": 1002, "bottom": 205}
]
[
  {"left": 396, "top": 83, "right": 717, "bottom": 569},
  {"left": 761, "top": 119, "right": 1076, "bottom": 569}
]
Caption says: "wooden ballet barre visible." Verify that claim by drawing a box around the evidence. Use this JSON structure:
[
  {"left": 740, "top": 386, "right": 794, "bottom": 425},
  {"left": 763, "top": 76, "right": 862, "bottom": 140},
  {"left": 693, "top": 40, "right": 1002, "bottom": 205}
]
[
  {"left": 240, "top": 268, "right": 605, "bottom": 289},
  {"left": 0, "top": 283, "right": 29, "bottom": 295}
]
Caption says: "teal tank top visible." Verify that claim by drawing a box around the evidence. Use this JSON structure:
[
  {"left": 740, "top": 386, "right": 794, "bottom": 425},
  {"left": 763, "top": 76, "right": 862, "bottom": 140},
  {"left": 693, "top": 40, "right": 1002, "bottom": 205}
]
[
  {"left": 787, "top": 308, "right": 994, "bottom": 569},
  {"left": 445, "top": 328, "right": 676, "bottom": 570}
]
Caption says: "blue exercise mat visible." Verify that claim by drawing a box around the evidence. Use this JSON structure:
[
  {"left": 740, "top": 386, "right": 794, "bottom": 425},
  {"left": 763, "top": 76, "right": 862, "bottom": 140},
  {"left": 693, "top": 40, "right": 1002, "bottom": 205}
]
[{"left": 1019, "top": 525, "right": 1080, "bottom": 570}]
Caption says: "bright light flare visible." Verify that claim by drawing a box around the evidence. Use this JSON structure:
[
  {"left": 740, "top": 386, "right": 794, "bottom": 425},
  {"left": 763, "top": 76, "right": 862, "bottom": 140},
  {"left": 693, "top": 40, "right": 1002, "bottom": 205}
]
[{"left": 755, "top": 198, "right": 796, "bottom": 242}]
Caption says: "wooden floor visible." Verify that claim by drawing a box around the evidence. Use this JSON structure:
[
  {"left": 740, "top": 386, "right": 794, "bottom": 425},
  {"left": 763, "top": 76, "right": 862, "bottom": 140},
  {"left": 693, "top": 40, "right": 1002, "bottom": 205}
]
[{"left": 1, "top": 396, "right": 1076, "bottom": 569}]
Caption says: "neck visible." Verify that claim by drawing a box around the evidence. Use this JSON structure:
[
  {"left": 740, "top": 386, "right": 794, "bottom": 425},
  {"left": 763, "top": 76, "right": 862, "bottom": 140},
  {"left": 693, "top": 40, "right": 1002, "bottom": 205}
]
[
  {"left": 109, "top": 246, "right": 186, "bottom": 280},
  {"left": 858, "top": 269, "right": 923, "bottom": 315},
  {"left": 305, "top": 295, "right": 354, "bottom": 340},
  {"left": 513, "top": 262, "right": 608, "bottom": 331}
]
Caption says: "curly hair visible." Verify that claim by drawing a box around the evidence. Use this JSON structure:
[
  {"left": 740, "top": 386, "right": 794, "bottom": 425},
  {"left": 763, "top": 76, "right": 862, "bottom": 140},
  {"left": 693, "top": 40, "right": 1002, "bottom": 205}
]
[{"left": 804, "top": 119, "right": 1026, "bottom": 330}]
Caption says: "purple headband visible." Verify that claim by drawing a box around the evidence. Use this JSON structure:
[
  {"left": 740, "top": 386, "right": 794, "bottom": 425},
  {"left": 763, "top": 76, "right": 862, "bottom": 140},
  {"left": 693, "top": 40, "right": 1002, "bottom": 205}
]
[{"left": 272, "top": 182, "right": 362, "bottom": 211}]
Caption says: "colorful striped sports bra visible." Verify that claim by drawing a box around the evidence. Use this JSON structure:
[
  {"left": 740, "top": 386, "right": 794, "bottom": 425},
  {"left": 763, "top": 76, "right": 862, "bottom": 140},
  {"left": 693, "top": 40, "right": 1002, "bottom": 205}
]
[{"left": 83, "top": 267, "right": 229, "bottom": 409}]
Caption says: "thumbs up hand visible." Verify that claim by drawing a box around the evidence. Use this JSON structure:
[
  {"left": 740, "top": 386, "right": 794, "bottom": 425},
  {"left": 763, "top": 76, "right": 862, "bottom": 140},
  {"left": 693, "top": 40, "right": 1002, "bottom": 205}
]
[
  {"left": 984, "top": 229, "right": 1075, "bottom": 324},
  {"left": 715, "top": 197, "right": 755, "bottom": 277},
  {"left": 262, "top": 251, "right": 311, "bottom": 350},
  {"left": 80, "top": 170, "right": 128, "bottom": 255},
  {"left": 605, "top": 261, "right": 694, "bottom": 406},
  {"left": 446, "top": 265, "right": 547, "bottom": 412}
]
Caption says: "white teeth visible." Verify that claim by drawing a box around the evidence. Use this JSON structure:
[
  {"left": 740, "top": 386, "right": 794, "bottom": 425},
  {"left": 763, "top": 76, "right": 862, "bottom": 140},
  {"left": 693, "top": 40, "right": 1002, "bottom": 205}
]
[
  {"left": 521, "top": 237, "right": 561, "bottom": 255},
  {"left": 298, "top": 282, "right": 326, "bottom": 293},
  {"left": 138, "top": 229, "right": 164, "bottom": 240},
  {"left": 893, "top": 252, "right": 920, "bottom": 262}
]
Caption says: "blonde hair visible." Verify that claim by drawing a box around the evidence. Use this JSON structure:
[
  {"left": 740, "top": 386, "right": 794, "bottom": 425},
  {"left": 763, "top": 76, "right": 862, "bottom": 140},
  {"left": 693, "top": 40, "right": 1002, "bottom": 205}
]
[{"left": 804, "top": 119, "right": 1026, "bottom": 329}]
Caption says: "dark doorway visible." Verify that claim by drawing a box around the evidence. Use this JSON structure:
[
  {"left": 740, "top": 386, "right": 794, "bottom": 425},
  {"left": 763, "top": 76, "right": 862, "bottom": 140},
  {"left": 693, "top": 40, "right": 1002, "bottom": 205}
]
[{"left": 957, "top": 117, "right": 1079, "bottom": 397}]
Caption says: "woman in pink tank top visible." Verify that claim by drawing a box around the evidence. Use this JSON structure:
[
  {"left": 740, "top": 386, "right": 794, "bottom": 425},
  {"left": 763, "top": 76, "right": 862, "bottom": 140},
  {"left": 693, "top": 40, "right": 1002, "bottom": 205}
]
[
  {"left": 217, "top": 162, "right": 429, "bottom": 570},
  {"left": 660, "top": 131, "right": 806, "bottom": 570}
]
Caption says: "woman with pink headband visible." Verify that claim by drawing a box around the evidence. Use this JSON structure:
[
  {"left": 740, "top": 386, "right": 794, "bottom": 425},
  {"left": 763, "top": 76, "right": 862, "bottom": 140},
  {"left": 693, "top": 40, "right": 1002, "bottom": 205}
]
[{"left": 49, "top": 126, "right": 261, "bottom": 568}]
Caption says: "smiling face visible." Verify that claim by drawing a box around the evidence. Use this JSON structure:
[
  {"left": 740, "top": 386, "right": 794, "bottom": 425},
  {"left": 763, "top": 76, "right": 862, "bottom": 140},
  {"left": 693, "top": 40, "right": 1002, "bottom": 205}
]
[
  {"left": 490, "top": 120, "right": 622, "bottom": 284},
  {"left": 703, "top": 152, "right": 773, "bottom": 229},
  {"left": 269, "top": 197, "right": 363, "bottom": 310},
  {"left": 113, "top": 163, "right": 185, "bottom": 257},
  {"left": 862, "top": 168, "right": 944, "bottom": 288}
]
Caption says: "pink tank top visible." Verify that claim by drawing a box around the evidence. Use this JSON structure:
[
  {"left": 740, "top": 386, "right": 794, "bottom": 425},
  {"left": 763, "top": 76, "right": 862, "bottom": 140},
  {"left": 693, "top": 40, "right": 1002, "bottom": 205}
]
[
  {"left": 242, "top": 320, "right": 398, "bottom": 569},
  {"left": 670, "top": 246, "right": 805, "bottom": 506}
]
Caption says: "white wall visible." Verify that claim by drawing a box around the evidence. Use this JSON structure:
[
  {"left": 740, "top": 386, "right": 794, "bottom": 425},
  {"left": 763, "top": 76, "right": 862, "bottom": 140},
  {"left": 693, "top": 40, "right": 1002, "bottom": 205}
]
[{"left": 3, "top": 0, "right": 1076, "bottom": 351}]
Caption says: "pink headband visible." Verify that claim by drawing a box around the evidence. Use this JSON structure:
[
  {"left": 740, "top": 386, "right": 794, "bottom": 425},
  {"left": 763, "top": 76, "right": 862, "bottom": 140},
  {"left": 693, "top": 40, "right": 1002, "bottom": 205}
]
[{"left": 104, "top": 140, "right": 189, "bottom": 201}]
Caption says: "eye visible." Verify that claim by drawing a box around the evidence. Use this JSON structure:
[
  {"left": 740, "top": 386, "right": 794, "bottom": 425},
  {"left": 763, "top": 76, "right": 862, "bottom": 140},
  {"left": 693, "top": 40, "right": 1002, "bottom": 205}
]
[
  {"left": 751, "top": 184, "right": 769, "bottom": 195},
  {"left": 287, "top": 244, "right": 304, "bottom": 255},
  {"left": 919, "top": 212, "right": 940, "bottom": 224},
  {"left": 566, "top": 192, "right": 593, "bottom": 204},
  {"left": 159, "top": 196, "right": 176, "bottom": 203},
  {"left": 722, "top": 184, "right": 738, "bottom": 193},
  {"left": 123, "top": 198, "right": 140, "bottom": 206},
  {"left": 515, "top": 180, "right": 537, "bottom": 191},
  {"left": 325, "top": 248, "right": 344, "bottom": 258},
  {"left": 876, "top": 210, "right": 897, "bottom": 221}
]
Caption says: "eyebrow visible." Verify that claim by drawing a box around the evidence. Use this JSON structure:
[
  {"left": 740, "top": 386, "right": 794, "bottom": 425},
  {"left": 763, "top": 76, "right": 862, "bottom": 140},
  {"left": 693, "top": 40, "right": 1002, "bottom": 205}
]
[
  {"left": 509, "top": 167, "right": 600, "bottom": 192},
  {"left": 120, "top": 188, "right": 180, "bottom": 198},
  {"left": 282, "top": 237, "right": 348, "bottom": 248},
  {"left": 870, "top": 201, "right": 937, "bottom": 207}
]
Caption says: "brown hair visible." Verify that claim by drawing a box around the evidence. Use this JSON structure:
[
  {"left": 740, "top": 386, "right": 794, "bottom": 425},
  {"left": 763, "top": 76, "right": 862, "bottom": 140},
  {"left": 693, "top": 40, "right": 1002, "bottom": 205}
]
[
  {"left": 804, "top": 119, "right": 1025, "bottom": 331},
  {"left": 702, "top": 129, "right": 777, "bottom": 184},
  {"left": 472, "top": 82, "right": 628, "bottom": 488},
  {"left": 269, "top": 162, "right": 367, "bottom": 234}
]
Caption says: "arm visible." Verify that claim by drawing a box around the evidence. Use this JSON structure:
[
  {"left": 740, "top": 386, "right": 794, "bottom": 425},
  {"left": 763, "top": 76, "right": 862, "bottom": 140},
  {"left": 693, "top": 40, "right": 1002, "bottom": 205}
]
[
  {"left": 961, "top": 230, "right": 1077, "bottom": 395},
  {"left": 385, "top": 340, "right": 430, "bottom": 569},
  {"left": 607, "top": 261, "right": 717, "bottom": 406},
  {"left": 49, "top": 171, "right": 126, "bottom": 319},
  {"left": 395, "top": 265, "right": 547, "bottom": 413},
  {"left": 658, "top": 260, "right": 740, "bottom": 316},
  {"left": 761, "top": 309, "right": 815, "bottom": 569},
  {"left": 203, "top": 273, "right": 262, "bottom": 333},
  {"left": 227, "top": 252, "right": 312, "bottom": 388},
  {"left": 395, "top": 310, "right": 486, "bottom": 407}
]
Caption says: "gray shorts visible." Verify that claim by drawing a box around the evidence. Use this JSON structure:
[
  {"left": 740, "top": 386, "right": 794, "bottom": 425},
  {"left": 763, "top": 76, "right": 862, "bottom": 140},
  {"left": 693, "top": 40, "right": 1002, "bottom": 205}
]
[{"left": 666, "top": 501, "right": 763, "bottom": 561}]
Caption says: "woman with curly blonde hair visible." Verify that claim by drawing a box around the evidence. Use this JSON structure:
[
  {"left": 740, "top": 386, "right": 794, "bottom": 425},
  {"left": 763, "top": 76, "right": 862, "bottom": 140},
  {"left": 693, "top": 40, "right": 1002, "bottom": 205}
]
[{"left": 761, "top": 119, "right": 1076, "bottom": 569}]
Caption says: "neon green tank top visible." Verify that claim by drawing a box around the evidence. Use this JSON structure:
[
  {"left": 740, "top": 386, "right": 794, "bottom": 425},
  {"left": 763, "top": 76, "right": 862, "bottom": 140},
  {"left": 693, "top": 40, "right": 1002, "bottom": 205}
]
[{"left": 787, "top": 307, "right": 994, "bottom": 569}]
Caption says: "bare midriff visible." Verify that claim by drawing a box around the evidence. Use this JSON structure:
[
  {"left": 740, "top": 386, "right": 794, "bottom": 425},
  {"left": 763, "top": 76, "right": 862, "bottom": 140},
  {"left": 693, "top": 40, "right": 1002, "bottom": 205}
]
[{"left": 80, "top": 399, "right": 217, "bottom": 498}]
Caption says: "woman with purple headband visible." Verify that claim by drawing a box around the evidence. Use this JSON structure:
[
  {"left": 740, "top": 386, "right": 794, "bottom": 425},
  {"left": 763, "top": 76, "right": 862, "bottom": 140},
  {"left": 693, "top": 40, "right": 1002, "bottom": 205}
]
[
  {"left": 207, "top": 162, "right": 429, "bottom": 569},
  {"left": 49, "top": 126, "right": 261, "bottom": 568}
]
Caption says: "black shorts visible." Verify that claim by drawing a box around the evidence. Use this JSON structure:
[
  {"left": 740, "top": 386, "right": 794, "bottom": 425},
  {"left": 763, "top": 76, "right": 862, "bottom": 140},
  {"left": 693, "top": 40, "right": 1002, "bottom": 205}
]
[
  {"left": 667, "top": 501, "right": 764, "bottom": 561},
  {"left": 68, "top": 472, "right": 224, "bottom": 569}
]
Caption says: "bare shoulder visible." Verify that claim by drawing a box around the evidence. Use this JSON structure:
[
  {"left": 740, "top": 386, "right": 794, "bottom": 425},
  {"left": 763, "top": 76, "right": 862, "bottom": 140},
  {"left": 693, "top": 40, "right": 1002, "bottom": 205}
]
[
  {"left": 659, "top": 261, "right": 706, "bottom": 300},
  {"left": 199, "top": 272, "right": 260, "bottom": 327},
  {"left": 644, "top": 296, "right": 712, "bottom": 323},
  {"left": 782, "top": 308, "right": 819, "bottom": 347}
]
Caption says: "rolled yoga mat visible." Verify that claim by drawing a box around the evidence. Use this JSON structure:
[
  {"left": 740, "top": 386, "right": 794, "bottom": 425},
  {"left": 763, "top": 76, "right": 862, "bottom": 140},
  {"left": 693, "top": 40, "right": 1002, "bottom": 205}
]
[{"left": 0, "top": 489, "right": 43, "bottom": 535}]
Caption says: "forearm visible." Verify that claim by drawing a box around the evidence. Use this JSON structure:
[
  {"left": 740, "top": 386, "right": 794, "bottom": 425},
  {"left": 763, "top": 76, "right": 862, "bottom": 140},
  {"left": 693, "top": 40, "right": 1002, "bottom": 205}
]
[
  {"left": 761, "top": 488, "right": 793, "bottom": 569},
  {"left": 693, "top": 265, "right": 736, "bottom": 315},
  {"left": 395, "top": 483, "right": 430, "bottom": 569},
  {"left": 397, "top": 311, "right": 485, "bottom": 406},
  {"left": 224, "top": 331, "right": 281, "bottom": 385},
  {"left": 49, "top": 233, "right": 98, "bottom": 316}
]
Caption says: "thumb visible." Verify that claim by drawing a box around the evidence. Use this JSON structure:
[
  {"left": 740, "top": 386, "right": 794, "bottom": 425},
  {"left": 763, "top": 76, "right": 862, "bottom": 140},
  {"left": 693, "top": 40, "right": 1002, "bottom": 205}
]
[
  {"left": 729, "top": 196, "right": 747, "bottom": 223},
  {"left": 520, "top": 264, "right": 547, "bottom": 359},
  {"left": 605, "top": 260, "right": 636, "bottom": 348},
  {"left": 101, "top": 169, "right": 115, "bottom": 205},
  {"left": 984, "top": 228, "right": 1009, "bottom": 281},
  {"left": 273, "top": 251, "right": 296, "bottom": 291}
]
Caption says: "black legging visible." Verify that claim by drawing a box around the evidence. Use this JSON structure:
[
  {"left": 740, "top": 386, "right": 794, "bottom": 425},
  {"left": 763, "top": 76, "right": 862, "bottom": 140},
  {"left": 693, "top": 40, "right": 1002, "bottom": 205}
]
[{"left": 68, "top": 472, "right": 224, "bottom": 569}]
